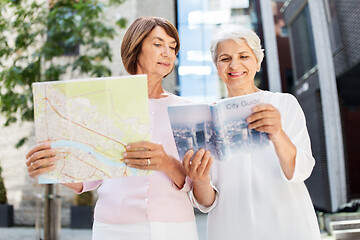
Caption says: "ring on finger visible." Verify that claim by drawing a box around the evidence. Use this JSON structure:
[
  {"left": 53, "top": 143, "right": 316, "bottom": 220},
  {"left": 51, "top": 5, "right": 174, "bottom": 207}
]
[{"left": 147, "top": 158, "right": 151, "bottom": 166}]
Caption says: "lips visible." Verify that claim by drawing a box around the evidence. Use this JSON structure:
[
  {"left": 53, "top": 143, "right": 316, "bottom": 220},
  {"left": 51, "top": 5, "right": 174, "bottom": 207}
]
[
  {"left": 228, "top": 71, "right": 246, "bottom": 77},
  {"left": 158, "top": 62, "right": 171, "bottom": 67}
]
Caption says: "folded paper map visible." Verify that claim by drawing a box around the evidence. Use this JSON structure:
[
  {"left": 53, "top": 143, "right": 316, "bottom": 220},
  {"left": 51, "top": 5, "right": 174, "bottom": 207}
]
[{"left": 32, "top": 75, "right": 150, "bottom": 183}]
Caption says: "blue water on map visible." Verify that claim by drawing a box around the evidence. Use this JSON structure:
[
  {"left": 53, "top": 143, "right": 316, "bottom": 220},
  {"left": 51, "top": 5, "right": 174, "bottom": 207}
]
[{"left": 51, "top": 140, "right": 123, "bottom": 167}]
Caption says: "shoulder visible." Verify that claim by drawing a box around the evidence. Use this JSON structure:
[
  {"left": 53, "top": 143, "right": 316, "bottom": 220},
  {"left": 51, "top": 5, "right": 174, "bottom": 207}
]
[{"left": 262, "top": 91, "right": 300, "bottom": 108}]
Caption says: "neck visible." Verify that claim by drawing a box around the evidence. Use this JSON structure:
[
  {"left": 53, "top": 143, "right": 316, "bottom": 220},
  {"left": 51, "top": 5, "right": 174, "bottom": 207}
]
[
  {"left": 227, "top": 85, "right": 260, "bottom": 98},
  {"left": 146, "top": 75, "right": 166, "bottom": 99}
]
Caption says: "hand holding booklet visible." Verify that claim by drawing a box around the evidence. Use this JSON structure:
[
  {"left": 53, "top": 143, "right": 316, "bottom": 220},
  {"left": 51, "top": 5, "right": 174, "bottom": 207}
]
[{"left": 168, "top": 91, "right": 270, "bottom": 161}]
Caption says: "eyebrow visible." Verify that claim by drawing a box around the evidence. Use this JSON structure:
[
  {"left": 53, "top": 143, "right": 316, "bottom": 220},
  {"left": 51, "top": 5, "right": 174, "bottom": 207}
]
[
  {"left": 153, "top": 37, "right": 177, "bottom": 45},
  {"left": 218, "top": 51, "right": 251, "bottom": 57}
]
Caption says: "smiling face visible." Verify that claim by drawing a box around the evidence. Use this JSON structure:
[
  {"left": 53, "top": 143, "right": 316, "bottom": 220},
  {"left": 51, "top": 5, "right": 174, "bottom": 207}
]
[
  {"left": 136, "top": 26, "right": 177, "bottom": 79},
  {"left": 216, "top": 39, "right": 260, "bottom": 95}
]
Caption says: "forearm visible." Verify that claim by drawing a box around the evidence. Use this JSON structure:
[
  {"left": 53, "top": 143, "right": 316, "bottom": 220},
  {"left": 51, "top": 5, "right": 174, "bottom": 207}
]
[
  {"left": 164, "top": 156, "right": 187, "bottom": 189},
  {"left": 271, "top": 130, "right": 296, "bottom": 180},
  {"left": 62, "top": 182, "right": 84, "bottom": 193},
  {"left": 193, "top": 180, "right": 216, "bottom": 207}
]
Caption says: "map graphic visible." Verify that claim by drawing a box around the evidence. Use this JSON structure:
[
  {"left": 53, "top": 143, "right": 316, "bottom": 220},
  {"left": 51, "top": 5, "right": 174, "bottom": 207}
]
[{"left": 32, "top": 75, "right": 150, "bottom": 184}]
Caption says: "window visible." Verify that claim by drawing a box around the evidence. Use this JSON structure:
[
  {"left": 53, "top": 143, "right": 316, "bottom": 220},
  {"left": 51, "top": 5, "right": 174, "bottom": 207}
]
[
  {"left": 176, "top": 0, "right": 255, "bottom": 102},
  {"left": 289, "top": 4, "right": 316, "bottom": 81},
  {"left": 324, "top": 0, "right": 342, "bottom": 52}
]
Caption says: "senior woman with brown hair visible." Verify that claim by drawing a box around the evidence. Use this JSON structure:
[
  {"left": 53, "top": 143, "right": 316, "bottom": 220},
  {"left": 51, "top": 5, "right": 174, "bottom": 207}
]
[
  {"left": 25, "top": 17, "right": 198, "bottom": 240},
  {"left": 183, "top": 26, "right": 321, "bottom": 240}
]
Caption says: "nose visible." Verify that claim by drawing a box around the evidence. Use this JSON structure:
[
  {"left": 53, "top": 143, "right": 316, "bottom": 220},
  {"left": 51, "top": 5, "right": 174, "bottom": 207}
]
[
  {"left": 161, "top": 46, "right": 170, "bottom": 57},
  {"left": 230, "top": 58, "right": 239, "bottom": 69}
]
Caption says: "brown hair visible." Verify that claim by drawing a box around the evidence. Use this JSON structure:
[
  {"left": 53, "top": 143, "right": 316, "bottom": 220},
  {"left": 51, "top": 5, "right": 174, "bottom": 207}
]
[{"left": 121, "top": 17, "right": 180, "bottom": 75}]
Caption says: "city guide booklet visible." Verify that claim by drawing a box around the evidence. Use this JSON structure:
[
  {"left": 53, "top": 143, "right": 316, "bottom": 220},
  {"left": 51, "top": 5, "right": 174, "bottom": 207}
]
[
  {"left": 32, "top": 75, "right": 151, "bottom": 184},
  {"left": 168, "top": 91, "right": 270, "bottom": 161}
]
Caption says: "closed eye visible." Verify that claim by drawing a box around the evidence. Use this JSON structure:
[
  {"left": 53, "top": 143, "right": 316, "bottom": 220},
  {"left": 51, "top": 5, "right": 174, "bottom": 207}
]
[{"left": 219, "top": 58, "right": 231, "bottom": 62}]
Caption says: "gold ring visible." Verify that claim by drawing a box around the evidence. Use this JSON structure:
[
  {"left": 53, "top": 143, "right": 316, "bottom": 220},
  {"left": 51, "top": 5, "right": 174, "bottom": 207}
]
[{"left": 147, "top": 158, "right": 151, "bottom": 166}]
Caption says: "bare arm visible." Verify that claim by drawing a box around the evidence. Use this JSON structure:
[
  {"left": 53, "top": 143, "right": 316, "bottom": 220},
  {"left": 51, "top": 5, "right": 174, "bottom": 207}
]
[
  {"left": 62, "top": 183, "right": 84, "bottom": 193},
  {"left": 183, "top": 149, "right": 216, "bottom": 207},
  {"left": 247, "top": 104, "right": 296, "bottom": 179}
]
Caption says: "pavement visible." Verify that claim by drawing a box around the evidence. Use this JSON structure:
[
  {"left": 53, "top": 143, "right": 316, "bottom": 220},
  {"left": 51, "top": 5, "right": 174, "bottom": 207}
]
[{"left": 0, "top": 213, "right": 334, "bottom": 240}]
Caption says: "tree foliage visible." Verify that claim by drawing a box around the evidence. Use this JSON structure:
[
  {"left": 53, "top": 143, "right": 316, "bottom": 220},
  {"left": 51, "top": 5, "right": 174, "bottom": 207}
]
[
  {"left": 0, "top": 0, "right": 127, "bottom": 147},
  {"left": 0, "top": 166, "right": 7, "bottom": 204},
  {"left": 73, "top": 191, "right": 93, "bottom": 206}
]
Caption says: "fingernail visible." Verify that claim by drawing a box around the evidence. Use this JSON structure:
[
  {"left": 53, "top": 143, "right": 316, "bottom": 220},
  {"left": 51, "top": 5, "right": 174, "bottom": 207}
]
[
  {"left": 126, "top": 145, "right": 131, "bottom": 150},
  {"left": 124, "top": 159, "right": 129, "bottom": 163},
  {"left": 123, "top": 152, "right": 127, "bottom": 157},
  {"left": 253, "top": 107, "right": 258, "bottom": 111}
]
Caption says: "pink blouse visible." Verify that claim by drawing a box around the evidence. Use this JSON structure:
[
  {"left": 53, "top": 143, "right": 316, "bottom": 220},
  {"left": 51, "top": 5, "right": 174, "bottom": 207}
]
[{"left": 80, "top": 94, "right": 195, "bottom": 224}]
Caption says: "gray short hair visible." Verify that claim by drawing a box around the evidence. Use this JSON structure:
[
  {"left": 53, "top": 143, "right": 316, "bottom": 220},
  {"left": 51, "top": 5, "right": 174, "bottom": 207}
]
[{"left": 210, "top": 26, "right": 264, "bottom": 68}]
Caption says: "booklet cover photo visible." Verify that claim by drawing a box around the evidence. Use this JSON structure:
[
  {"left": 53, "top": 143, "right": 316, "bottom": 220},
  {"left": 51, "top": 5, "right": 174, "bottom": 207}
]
[{"left": 168, "top": 92, "right": 270, "bottom": 161}]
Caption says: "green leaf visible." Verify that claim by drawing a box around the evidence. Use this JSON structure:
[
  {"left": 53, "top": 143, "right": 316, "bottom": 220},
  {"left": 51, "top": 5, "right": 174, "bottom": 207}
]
[{"left": 116, "top": 17, "right": 128, "bottom": 29}]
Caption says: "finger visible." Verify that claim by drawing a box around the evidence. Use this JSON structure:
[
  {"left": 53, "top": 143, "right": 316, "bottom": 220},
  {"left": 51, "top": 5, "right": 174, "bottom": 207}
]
[
  {"left": 26, "top": 149, "right": 57, "bottom": 167},
  {"left": 203, "top": 156, "right": 213, "bottom": 176},
  {"left": 248, "top": 118, "right": 276, "bottom": 130},
  {"left": 124, "top": 158, "right": 152, "bottom": 166},
  {"left": 190, "top": 149, "right": 205, "bottom": 172},
  {"left": 31, "top": 156, "right": 58, "bottom": 170},
  {"left": 247, "top": 111, "right": 274, "bottom": 123},
  {"left": 254, "top": 125, "right": 276, "bottom": 134},
  {"left": 123, "top": 150, "right": 153, "bottom": 159},
  {"left": 183, "top": 149, "right": 195, "bottom": 173},
  {"left": 126, "top": 163, "right": 153, "bottom": 170},
  {"left": 251, "top": 104, "right": 276, "bottom": 113},
  {"left": 197, "top": 150, "right": 212, "bottom": 176},
  {"left": 29, "top": 164, "right": 56, "bottom": 179},
  {"left": 26, "top": 141, "right": 52, "bottom": 160},
  {"left": 126, "top": 141, "right": 157, "bottom": 151}
]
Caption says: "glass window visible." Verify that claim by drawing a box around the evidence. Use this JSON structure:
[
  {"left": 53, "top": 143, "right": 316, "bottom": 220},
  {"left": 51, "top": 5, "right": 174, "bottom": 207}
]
[
  {"left": 176, "top": 0, "right": 254, "bottom": 102},
  {"left": 324, "top": 0, "right": 342, "bottom": 52},
  {"left": 289, "top": 4, "right": 317, "bottom": 80}
]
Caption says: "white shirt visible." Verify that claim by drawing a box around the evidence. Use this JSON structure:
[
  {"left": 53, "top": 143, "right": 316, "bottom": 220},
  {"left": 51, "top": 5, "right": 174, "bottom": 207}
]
[{"left": 191, "top": 91, "right": 321, "bottom": 240}]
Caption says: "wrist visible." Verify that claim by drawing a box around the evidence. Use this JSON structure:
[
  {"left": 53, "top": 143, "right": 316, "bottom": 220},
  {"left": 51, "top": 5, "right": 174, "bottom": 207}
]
[
  {"left": 269, "top": 129, "right": 285, "bottom": 144},
  {"left": 163, "top": 156, "right": 181, "bottom": 175},
  {"left": 193, "top": 178, "right": 211, "bottom": 187}
]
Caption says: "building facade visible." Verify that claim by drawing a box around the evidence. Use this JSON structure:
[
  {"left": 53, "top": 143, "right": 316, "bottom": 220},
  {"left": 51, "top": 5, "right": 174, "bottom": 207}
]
[{"left": 281, "top": 0, "right": 360, "bottom": 212}]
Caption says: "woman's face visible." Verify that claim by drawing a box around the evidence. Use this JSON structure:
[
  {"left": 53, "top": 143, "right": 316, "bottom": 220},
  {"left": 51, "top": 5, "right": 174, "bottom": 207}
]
[
  {"left": 136, "top": 26, "right": 177, "bottom": 79},
  {"left": 216, "top": 39, "right": 260, "bottom": 91}
]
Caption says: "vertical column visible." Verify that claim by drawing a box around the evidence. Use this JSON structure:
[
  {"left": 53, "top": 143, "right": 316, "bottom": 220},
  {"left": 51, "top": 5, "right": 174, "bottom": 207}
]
[
  {"left": 259, "top": 0, "right": 282, "bottom": 92},
  {"left": 43, "top": 184, "right": 61, "bottom": 240},
  {"left": 308, "top": 0, "right": 346, "bottom": 211}
]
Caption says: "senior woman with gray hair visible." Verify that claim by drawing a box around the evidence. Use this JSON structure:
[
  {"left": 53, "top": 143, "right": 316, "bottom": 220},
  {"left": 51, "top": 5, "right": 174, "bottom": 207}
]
[{"left": 182, "top": 26, "right": 321, "bottom": 239}]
